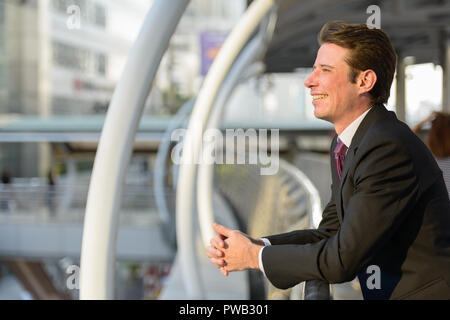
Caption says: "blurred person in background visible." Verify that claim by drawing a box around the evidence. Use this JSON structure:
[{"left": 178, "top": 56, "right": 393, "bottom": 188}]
[
  {"left": 412, "top": 111, "right": 450, "bottom": 198},
  {"left": 1, "top": 169, "right": 11, "bottom": 211},
  {"left": 46, "top": 168, "right": 57, "bottom": 216}
]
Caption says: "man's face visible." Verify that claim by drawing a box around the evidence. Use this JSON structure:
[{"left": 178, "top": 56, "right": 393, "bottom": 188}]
[{"left": 304, "top": 43, "right": 360, "bottom": 124}]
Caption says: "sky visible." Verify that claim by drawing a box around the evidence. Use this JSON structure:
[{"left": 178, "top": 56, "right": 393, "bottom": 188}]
[{"left": 404, "top": 63, "right": 443, "bottom": 125}]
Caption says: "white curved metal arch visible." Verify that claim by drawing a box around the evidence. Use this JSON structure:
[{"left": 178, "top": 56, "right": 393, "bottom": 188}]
[
  {"left": 79, "top": 0, "right": 190, "bottom": 300},
  {"left": 176, "top": 0, "right": 278, "bottom": 299},
  {"left": 197, "top": 37, "right": 264, "bottom": 248},
  {"left": 197, "top": 8, "right": 278, "bottom": 248}
]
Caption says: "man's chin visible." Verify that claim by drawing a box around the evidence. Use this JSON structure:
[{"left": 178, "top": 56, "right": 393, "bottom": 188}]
[{"left": 313, "top": 109, "right": 331, "bottom": 122}]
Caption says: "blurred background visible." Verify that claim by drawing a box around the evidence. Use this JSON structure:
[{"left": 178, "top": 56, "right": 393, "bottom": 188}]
[{"left": 0, "top": 0, "right": 448, "bottom": 300}]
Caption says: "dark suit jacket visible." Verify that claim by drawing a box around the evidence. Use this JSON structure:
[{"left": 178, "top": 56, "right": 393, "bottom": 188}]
[{"left": 262, "top": 104, "right": 450, "bottom": 299}]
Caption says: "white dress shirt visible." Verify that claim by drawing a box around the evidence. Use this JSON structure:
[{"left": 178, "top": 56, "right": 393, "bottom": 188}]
[{"left": 258, "top": 107, "right": 373, "bottom": 276}]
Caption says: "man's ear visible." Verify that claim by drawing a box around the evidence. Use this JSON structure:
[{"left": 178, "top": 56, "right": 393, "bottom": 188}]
[{"left": 357, "top": 69, "right": 377, "bottom": 94}]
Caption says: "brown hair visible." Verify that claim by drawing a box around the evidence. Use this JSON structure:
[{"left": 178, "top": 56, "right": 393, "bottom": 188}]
[
  {"left": 427, "top": 112, "right": 450, "bottom": 158},
  {"left": 319, "top": 21, "right": 397, "bottom": 104}
]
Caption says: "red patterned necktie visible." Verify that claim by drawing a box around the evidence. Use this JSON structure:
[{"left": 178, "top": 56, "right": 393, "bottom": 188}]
[{"left": 334, "top": 138, "right": 348, "bottom": 181}]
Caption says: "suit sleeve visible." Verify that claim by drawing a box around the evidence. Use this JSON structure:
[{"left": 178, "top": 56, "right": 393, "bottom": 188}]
[
  {"left": 265, "top": 194, "right": 340, "bottom": 245},
  {"left": 262, "top": 138, "right": 420, "bottom": 289}
]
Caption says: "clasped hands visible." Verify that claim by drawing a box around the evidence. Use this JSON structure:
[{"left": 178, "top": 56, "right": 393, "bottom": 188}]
[{"left": 206, "top": 223, "right": 264, "bottom": 276}]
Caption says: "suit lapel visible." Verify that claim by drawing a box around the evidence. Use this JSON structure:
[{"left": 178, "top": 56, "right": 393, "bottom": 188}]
[{"left": 337, "top": 103, "right": 390, "bottom": 221}]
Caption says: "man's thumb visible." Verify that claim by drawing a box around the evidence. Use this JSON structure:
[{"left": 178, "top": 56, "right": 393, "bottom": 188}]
[{"left": 212, "top": 223, "right": 231, "bottom": 237}]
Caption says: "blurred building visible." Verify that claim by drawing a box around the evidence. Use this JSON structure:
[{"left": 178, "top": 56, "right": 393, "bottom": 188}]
[
  {"left": 1, "top": 0, "right": 155, "bottom": 116},
  {"left": 0, "top": 0, "right": 247, "bottom": 177},
  {"left": 0, "top": 0, "right": 153, "bottom": 176},
  {"left": 157, "top": 0, "right": 245, "bottom": 114}
]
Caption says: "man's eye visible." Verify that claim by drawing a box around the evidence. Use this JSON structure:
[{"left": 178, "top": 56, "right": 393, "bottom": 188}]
[{"left": 323, "top": 69, "right": 330, "bottom": 72}]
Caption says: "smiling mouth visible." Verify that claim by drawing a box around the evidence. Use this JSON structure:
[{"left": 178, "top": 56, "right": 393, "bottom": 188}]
[{"left": 312, "top": 94, "right": 328, "bottom": 100}]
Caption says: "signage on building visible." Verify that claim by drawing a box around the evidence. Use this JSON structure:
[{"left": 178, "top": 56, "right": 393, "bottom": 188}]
[
  {"left": 73, "top": 78, "right": 115, "bottom": 93},
  {"left": 200, "top": 31, "right": 229, "bottom": 76}
]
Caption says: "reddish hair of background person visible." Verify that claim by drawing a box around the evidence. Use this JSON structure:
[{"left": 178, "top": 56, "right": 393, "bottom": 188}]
[{"left": 427, "top": 112, "right": 450, "bottom": 159}]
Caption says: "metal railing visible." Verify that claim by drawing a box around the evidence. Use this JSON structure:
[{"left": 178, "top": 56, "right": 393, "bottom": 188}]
[{"left": 0, "top": 181, "right": 175, "bottom": 224}]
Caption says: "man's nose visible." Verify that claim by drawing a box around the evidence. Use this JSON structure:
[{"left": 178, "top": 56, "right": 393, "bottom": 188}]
[{"left": 304, "top": 71, "right": 315, "bottom": 88}]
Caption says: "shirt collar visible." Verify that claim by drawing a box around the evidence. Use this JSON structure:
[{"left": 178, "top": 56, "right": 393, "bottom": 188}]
[{"left": 338, "top": 107, "right": 372, "bottom": 148}]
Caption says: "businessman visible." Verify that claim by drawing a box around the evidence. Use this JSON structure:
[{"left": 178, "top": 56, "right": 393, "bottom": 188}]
[{"left": 207, "top": 21, "right": 450, "bottom": 299}]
